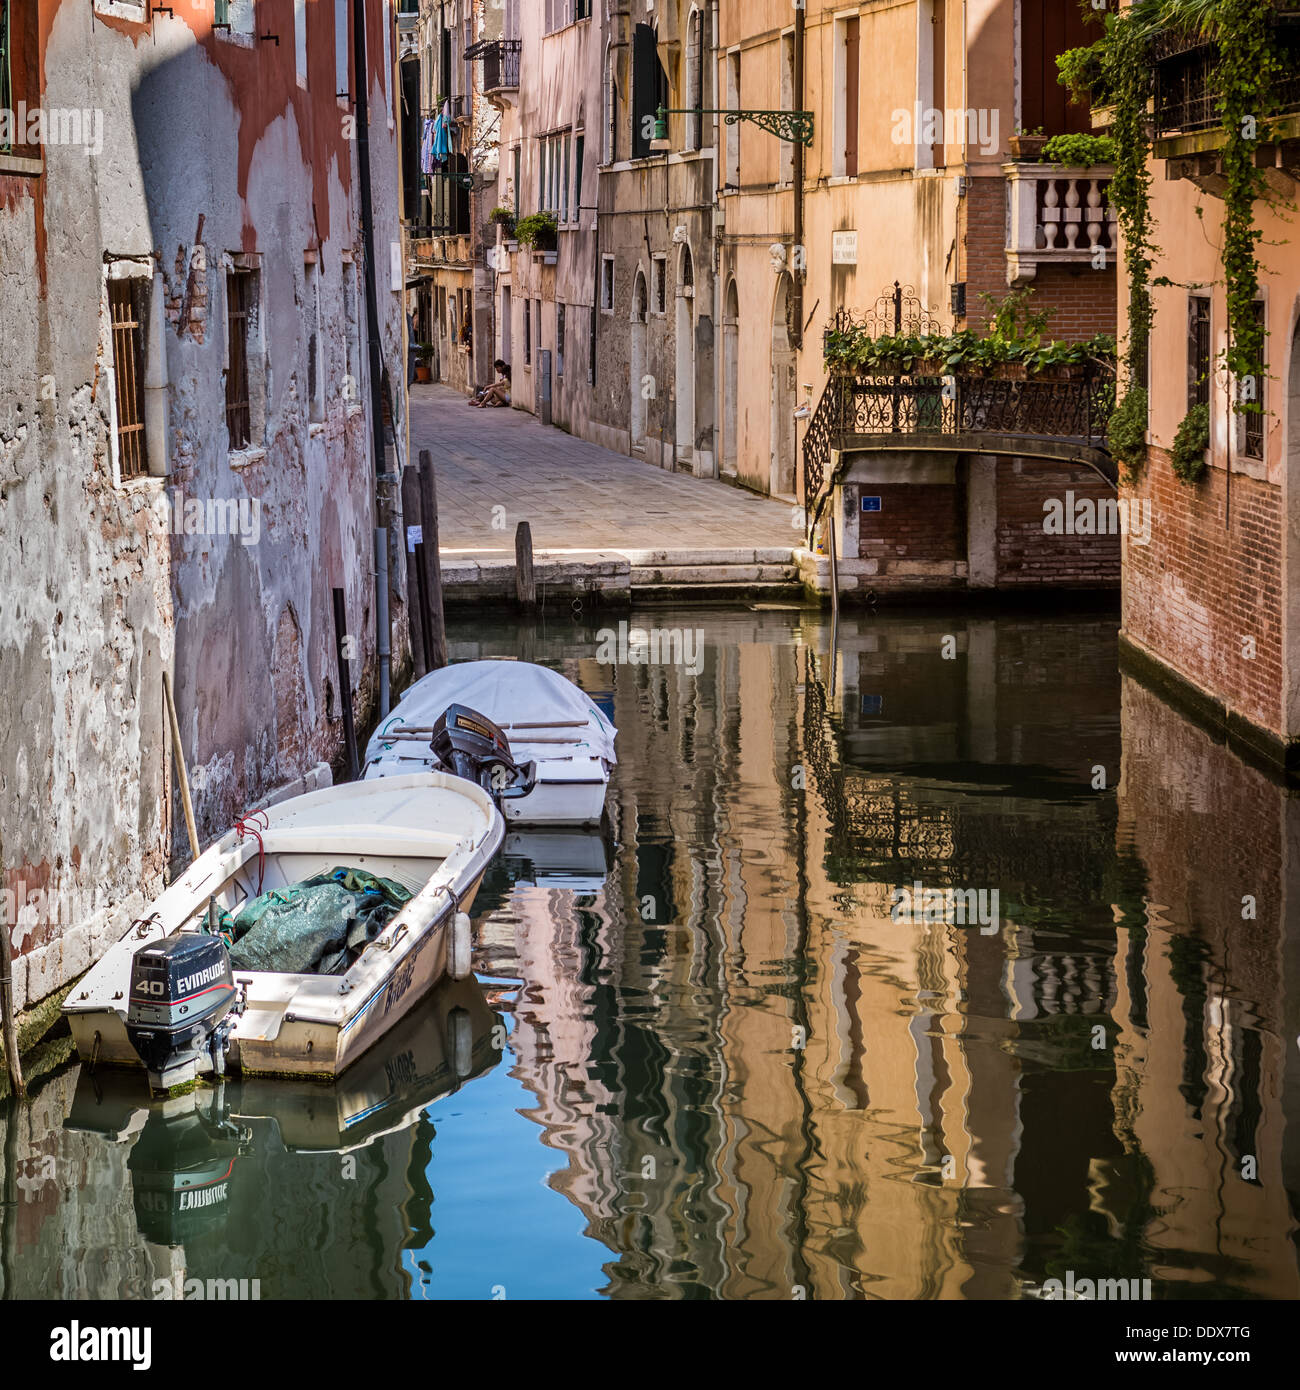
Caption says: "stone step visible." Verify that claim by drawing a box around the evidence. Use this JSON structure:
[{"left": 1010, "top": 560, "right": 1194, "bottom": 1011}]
[
  {"left": 634, "top": 581, "right": 808, "bottom": 604},
  {"left": 630, "top": 563, "right": 798, "bottom": 585},
  {"left": 622, "top": 546, "right": 797, "bottom": 567}
]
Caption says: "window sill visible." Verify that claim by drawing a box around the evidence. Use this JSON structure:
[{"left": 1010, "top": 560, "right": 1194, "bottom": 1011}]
[
  {"left": 0, "top": 153, "right": 44, "bottom": 177},
  {"left": 827, "top": 174, "right": 857, "bottom": 186},
  {"left": 217, "top": 29, "right": 257, "bottom": 49},
  {"left": 228, "top": 448, "right": 267, "bottom": 470}
]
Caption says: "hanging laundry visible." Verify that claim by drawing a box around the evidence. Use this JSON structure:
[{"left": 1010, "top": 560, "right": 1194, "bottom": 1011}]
[
  {"left": 432, "top": 111, "right": 451, "bottom": 167},
  {"left": 419, "top": 115, "right": 437, "bottom": 176}
]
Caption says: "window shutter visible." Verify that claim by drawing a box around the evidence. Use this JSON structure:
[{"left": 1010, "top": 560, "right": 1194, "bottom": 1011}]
[{"left": 632, "top": 23, "right": 657, "bottom": 159}]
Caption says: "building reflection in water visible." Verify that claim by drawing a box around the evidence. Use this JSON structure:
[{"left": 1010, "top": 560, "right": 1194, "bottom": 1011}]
[
  {"left": 467, "top": 608, "right": 1299, "bottom": 1300},
  {"left": 1, "top": 609, "right": 1296, "bottom": 1300}
]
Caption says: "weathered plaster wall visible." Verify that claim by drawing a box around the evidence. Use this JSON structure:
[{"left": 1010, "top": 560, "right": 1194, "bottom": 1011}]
[{"left": 0, "top": 0, "right": 407, "bottom": 1011}]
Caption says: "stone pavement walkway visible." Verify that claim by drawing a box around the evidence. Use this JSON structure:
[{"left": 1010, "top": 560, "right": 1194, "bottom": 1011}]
[{"left": 409, "top": 384, "right": 797, "bottom": 562}]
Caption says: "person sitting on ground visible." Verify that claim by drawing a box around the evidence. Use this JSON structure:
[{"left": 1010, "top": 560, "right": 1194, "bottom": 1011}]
[{"left": 468, "top": 360, "right": 511, "bottom": 408}]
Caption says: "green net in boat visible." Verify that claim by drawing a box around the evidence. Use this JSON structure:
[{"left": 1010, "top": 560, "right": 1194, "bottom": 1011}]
[{"left": 225, "top": 866, "right": 412, "bottom": 975}]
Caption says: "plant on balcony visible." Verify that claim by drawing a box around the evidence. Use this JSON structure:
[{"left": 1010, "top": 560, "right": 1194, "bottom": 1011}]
[
  {"left": 1008, "top": 127, "right": 1048, "bottom": 159},
  {"left": 1170, "top": 401, "right": 1210, "bottom": 482},
  {"left": 1041, "top": 133, "right": 1116, "bottom": 168},
  {"left": 489, "top": 206, "right": 516, "bottom": 231},
  {"left": 1057, "top": 0, "right": 1284, "bottom": 463},
  {"left": 514, "top": 212, "right": 559, "bottom": 251}
]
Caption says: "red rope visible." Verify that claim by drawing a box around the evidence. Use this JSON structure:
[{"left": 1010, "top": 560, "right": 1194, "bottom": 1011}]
[{"left": 233, "top": 808, "right": 270, "bottom": 896}]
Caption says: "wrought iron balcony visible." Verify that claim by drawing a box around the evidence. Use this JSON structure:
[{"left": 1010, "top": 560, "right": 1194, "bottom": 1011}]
[
  {"left": 1005, "top": 164, "right": 1117, "bottom": 285},
  {"left": 802, "top": 369, "right": 1116, "bottom": 543},
  {"left": 1154, "top": 15, "right": 1300, "bottom": 138},
  {"left": 466, "top": 38, "right": 521, "bottom": 93}
]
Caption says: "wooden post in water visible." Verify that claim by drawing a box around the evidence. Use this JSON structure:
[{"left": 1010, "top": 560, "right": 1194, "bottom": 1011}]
[
  {"left": 400, "top": 467, "right": 428, "bottom": 679},
  {"left": 417, "top": 450, "right": 448, "bottom": 671},
  {"left": 0, "top": 830, "right": 24, "bottom": 1100},
  {"left": 515, "top": 521, "right": 536, "bottom": 609},
  {"left": 332, "top": 587, "right": 360, "bottom": 781}
]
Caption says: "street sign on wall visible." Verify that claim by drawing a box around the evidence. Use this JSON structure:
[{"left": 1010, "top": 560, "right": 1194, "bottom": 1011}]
[{"left": 832, "top": 231, "right": 858, "bottom": 265}]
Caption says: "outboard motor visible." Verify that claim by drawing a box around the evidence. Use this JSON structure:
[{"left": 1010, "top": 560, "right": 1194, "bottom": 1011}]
[
  {"left": 125, "top": 934, "right": 241, "bottom": 1095},
  {"left": 430, "top": 703, "right": 536, "bottom": 801}
]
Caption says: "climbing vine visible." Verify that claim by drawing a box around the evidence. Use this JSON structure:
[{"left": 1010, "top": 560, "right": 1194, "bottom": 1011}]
[
  {"left": 1214, "top": 0, "right": 1280, "bottom": 412},
  {"left": 1057, "top": 0, "right": 1286, "bottom": 477},
  {"left": 1170, "top": 401, "right": 1211, "bottom": 481}
]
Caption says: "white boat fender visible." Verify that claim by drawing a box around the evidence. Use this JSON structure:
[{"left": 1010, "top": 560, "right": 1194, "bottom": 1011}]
[
  {"left": 448, "top": 1007, "right": 473, "bottom": 1078},
  {"left": 448, "top": 911, "right": 473, "bottom": 982}
]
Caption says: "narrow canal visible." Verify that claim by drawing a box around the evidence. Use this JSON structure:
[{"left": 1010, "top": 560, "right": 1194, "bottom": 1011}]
[{"left": 2, "top": 603, "right": 1297, "bottom": 1299}]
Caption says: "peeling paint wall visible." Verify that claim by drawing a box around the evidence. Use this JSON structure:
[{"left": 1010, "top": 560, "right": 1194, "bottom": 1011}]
[{"left": 0, "top": 1, "right": 408, "bottom": 1011}]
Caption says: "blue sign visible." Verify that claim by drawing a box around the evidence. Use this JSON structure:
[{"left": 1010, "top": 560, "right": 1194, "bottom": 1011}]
[{"left": 861, "top": 496, "right": 882, "bottom": 513}]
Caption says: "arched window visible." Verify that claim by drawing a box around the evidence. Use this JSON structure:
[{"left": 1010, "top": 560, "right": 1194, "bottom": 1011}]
[{"left": 685, "top": 9, "right": 703, "bottom": 152}]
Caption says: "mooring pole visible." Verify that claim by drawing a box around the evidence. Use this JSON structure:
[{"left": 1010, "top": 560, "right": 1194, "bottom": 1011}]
[
  {"left": 375, "top": 527, "right": 391, "bottom": 718},
  {"left": 332, "top": 587, "right": 360, "bottom": 781},
  {"left": 514, "top": 520, "right": 537, "bottom": 609},
  {"left": 400, "top": 466, "right": 429, "bottom": 679},
  {"left": 418, "top": 449, "right": 448, "bottom": 670}
]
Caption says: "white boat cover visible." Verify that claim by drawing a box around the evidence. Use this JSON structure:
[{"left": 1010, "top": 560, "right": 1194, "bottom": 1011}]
[{"left": 367, "top": 660, "right": 617, "bottom": 766}]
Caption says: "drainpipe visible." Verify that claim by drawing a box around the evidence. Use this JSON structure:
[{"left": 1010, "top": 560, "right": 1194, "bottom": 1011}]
[
  {"left": 791, "top": 1, "right": 805, "bottom": 350},
  {"left": 353, "top": 0, "right": 395, "bottom": 710}
]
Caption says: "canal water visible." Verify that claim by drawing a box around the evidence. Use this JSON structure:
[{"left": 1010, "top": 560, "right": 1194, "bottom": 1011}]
[{"left": 3, "top": 604, "right": 1297, "bottom": 1299}]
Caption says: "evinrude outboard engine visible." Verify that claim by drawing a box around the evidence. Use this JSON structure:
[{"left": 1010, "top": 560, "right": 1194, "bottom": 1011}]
[
  {"left": 430, "top": 703, "right": 536, "bottom": 801},
  {"left": 125, "top": 934, "right": 241, "bottom": 1095}
]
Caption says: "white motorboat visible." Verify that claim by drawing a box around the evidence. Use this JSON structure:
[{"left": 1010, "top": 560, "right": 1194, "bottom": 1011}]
[
  {"left": 63, "top": 769, "right": 507, "bottom": 1092},
  {"left": 363, "top": 660, "right": 616, "bottom": 826}
]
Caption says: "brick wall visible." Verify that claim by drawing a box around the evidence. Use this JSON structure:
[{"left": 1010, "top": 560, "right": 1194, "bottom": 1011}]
[
  {"left": 856, "top": 482, "right": 963, "bottom": 562},
  {"left": 997, "top": 457, "right": 1121, "bottom": 587},
  {"left": 1122, "top": 453, "right": 1283, "bottom": 737},
  {"left": 960, "top": 176, "right": 1116, "bottom": 340}
]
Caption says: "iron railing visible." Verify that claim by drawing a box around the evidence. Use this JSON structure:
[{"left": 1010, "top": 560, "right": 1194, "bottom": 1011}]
[
  {"left": 803, "top": 370, "right": 1116, "bottom": 543},
  {"left": 1153, "top": 17, "right": 1300, "bottom": 137},
  {"left": 467, "top": 38, "right": 521, "bottom": 91}
]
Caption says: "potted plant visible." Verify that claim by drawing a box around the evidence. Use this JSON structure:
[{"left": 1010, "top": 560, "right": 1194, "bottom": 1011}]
[
  {"left": 1040, "top": 133, "right": 1115, "bottom": 169},
  {"left": 1008, "top": 126, "right": 1047, "bottom": 160},
  {"left": 413, "top": 343, "right": 434, "bottom": 383},
  {"left": 515, "top": 211, "right": 559, "bottom": 255},
  {"left": 489, "top": 205, "right": 517, "bottom": 236}
]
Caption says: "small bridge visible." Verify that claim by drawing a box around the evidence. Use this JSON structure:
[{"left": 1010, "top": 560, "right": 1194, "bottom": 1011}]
[{"left": 802, "top": 291, "right": 1117, "bottom": 544}]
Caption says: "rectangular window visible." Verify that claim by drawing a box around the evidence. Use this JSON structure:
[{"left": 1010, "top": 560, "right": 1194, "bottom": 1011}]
[
  {"left": 725, "top": 50, "right": 741, "bottom": 187},
  {"left": 523, "top": 299, "right": 531, "bottom": 366},
  {"left": 295, "top": 0, "right": 308, "bottom": 87},
  {"left": 631, "top": 23, "right": 667, "bottom": 160},
  {"left": 779, "top": 32, "right": 794, "bottom": 184},
  {"left": 0, "top": 3, "right": 13, "bottom": 149},
  {"left": 557, "top": 303, "right": 565, "bottom": 377},
  {"left": 513, "top": 145, "right": 521, "bottom": 218},
  {"left": 652, "top": 255, "right": 667, "bottom": 315},
  {"left": 835, "top": 18, "right": 860, "bottom": 179},
  {"left": 562, "top": 132, "right": 570, "bottom": 221},
  {"left": 574, "top": 134, "right": 585, "bottom": 219},
  {"left": 109, "top": 279, "right": 149, "bottom": 480},
  {"left": 574, "top": 0, "right": 591, "bottom": 20},
  {"left": 226, "top": 269, "right": 256, "bottom": 449},
  {"left": 306, "top": 259, "right": 325, "bottom": 423},
  {"left": 334, "top": 0, "right": 349, "bottom": 99},
  {"left": 1241, "top": 300, "right": 1265, "bottom": 460},
  {"left": 600, "top": 255, "right": 615, "bottom": 312},
  {"left": 1188, "top": 294, "right": 1211, "bottom": 409}
]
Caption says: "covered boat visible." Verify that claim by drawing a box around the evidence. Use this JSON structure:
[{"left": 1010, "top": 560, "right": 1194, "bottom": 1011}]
[
  {"left": 64, "top": 770, "right": 505, "bottom": 1092},
  {"left": 363, "top": 660, "right": 616, "bottom": 826}
]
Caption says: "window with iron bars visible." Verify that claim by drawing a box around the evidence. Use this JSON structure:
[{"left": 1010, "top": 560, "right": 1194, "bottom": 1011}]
[
  {"left": 226, "top": 269, "right": 257, "bottom": 449},
  {"left": 1188, "top": 294, "right": 1211, "bottom": 411},
  {"left": 109, "top": 279, "right": 149, "bottom": 480},
  {"left": 1239, "top": 300, "right": 1265, "bottom": 461},
  {"left": 0, "top": 2, "right": 12, "bottom": 148}
]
